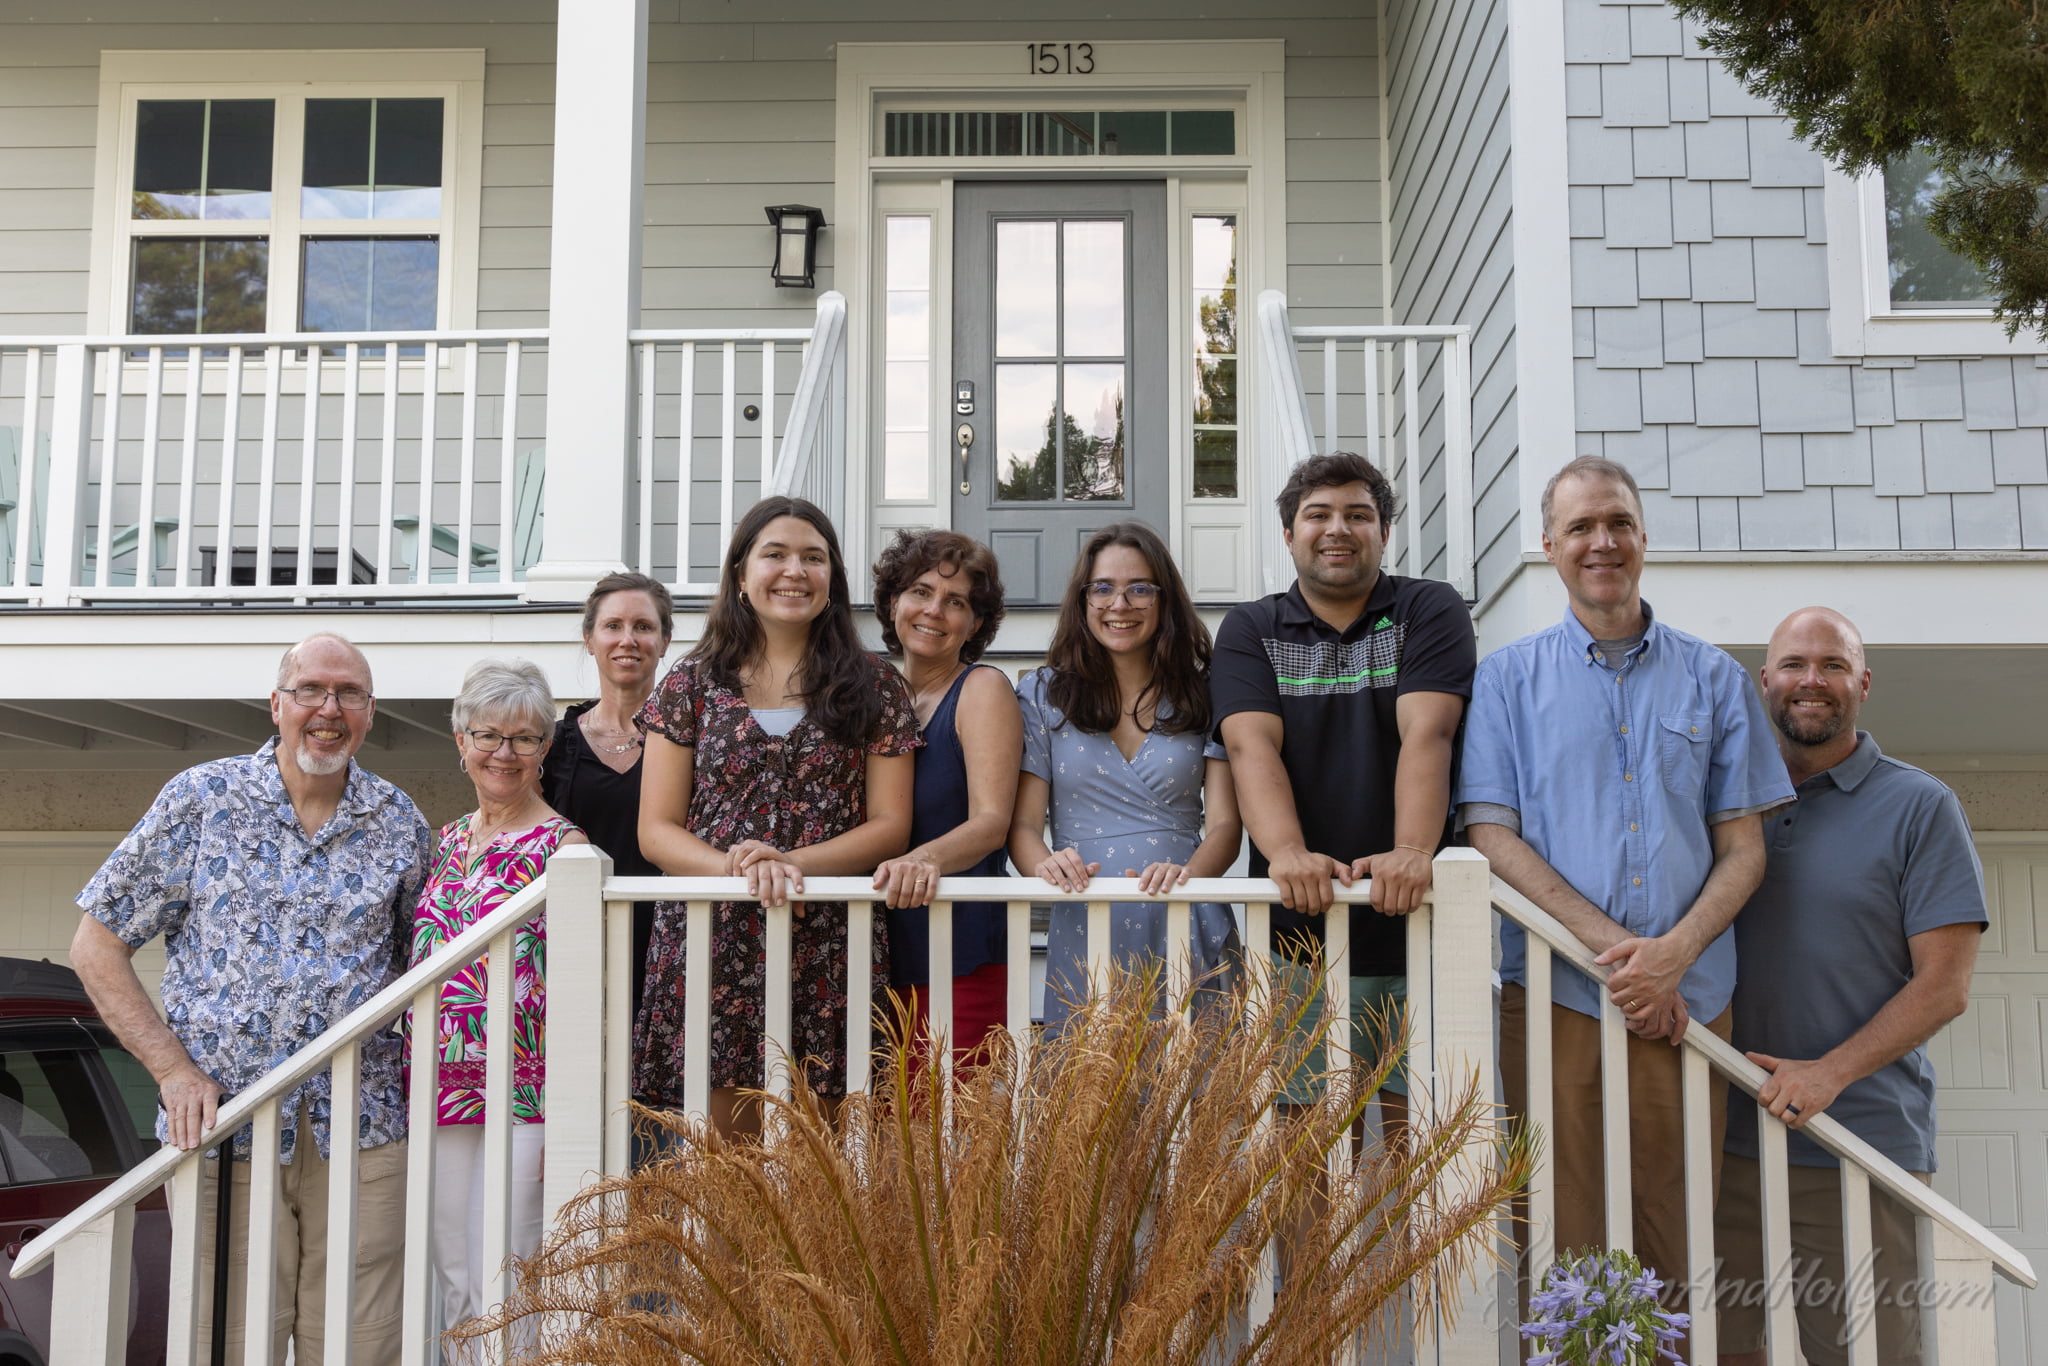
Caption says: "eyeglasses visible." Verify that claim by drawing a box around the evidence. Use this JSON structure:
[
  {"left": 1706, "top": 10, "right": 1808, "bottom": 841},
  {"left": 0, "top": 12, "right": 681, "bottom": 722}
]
[
  {"left": 1084, "top": 580, "right": 1161, "bottom": 607},
  {"left": 282, "top": 685, "right": 373, "bottom": 710},
  {"left": 465, "top": 730, "right": 547, "bottom": 757}
]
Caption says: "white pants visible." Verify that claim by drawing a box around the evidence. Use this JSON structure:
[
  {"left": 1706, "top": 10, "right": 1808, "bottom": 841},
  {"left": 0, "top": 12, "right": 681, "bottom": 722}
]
[{"left": 430, "top": 1123, "right": 545, "bottom": 1332}]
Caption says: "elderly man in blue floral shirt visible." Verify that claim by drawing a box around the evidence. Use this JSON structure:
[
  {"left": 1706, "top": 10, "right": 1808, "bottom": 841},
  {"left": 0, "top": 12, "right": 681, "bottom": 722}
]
[{"left": 73, "top": 632, "right": 433, "bottom": 1366}]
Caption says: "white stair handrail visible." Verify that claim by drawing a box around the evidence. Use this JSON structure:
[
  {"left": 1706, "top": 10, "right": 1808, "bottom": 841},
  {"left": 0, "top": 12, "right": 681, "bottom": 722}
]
[
  {"left": 1488, "top": 876, "right": 2037, "bottom": 1290},
  {"left": 10, "top": 874, "right": 553, "bottom": 1280},
  {"left": 767, "top": 290, "right": 847, "bottom": 499}
]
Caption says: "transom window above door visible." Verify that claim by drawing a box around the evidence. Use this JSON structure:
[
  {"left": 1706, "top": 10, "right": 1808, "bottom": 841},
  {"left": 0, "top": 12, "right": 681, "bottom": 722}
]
[{"left": 882, "top": 110, "right": 1236, "bottom": 158}]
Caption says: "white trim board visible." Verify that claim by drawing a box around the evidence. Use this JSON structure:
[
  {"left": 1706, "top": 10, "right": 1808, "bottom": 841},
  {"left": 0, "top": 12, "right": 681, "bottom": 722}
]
[
  {"left": 833, "top": 40, "right": 1288, "bottom": 599},
  {"left": 1506, "top": 0, "right": 1577, "bottom": 554},
  {"left": 1475, "top": 554, "right": 2048, "bottom": 652},
  {"left": 1821, "top": 164, "right": 2048, "bottom": 360}
]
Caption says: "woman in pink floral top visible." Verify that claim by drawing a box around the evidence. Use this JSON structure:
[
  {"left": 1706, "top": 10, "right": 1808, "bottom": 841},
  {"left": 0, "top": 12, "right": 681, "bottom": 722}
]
[{"left": 404, "top": 657, "right": 585, "bottom": 1333}]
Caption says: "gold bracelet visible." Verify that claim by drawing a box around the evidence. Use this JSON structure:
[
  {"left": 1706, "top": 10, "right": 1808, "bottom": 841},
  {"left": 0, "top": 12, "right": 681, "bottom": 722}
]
[{"left": 1396, "top": 843, "right": 1434, "bottom": 857}]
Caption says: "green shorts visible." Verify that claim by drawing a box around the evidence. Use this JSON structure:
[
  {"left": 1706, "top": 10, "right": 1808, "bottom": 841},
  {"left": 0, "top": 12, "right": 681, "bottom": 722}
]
[{"left": 1271, "top": 955, "right": 1409, "bottom": 1103}]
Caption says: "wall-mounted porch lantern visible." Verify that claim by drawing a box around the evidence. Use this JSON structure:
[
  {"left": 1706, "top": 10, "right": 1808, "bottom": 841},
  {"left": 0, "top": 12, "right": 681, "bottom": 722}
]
[{"left": 765, "top": 204, "right": 827, "bottom": 288}]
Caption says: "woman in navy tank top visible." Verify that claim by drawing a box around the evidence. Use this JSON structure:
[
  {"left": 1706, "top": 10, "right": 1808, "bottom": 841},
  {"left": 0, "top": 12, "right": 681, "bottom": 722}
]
[{"left": 870, "top": 530, "right": 1020, "bottom": 1064}]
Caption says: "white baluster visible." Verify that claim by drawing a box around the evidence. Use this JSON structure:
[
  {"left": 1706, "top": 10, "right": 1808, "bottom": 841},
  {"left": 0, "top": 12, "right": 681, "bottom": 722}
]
[
  {"left": 401, "top": 983, "right": 440, "bottom": 1366},
  {"left": 929, "top": 894, "right": 956, "bottom": 1084},
  {"left": 1758, "top": 1106, "right": 1799, "bottom": 1364},
  {"left": 684, "top": 899, "right": 714, "bottom": 1120},
  {"left": 49, "top": 1205, "right": 134, "bottom": 1366},
  {"left": 719, "top": 341, "right": 737, "bottom": 549},
  {"left": 846, "top": 899, "right": 874, "bottom": 1094},
  {"left": 604, "top": 897, "right": 634, "bottom": 1178},
  {"left": 1839, "top": 1161, "right": 1877, "bottom": 1366},
  {"left": 335, "top": 343, "right": 360, "bottom": 586},
  {"left": 1401, "top": 338, "right": 1421, "bottom": 575},
  {"left": 295, "top": 345, "right": 321, "bottom": 590},
  {"left": 1925, "top": 1221, "right": 1998, "bottom": 1364},
  {"left": 637, "top": 341, "right": 656, "bottom": 575},
  {"left": 164, "top": 1158, "right": 203, "bottom": 1366},
  {"left": 213, "top": 347, "right": 243, "bottom": 589},
  {"left": 456, "top": 340, "right": 479, "bottom": 585},
  {"left": 12, "top": 345, "right": 39, "bottom": 590},
  {"left": 1682, "top": 1045, "right": 1718, "bottom": 1363},
  {"left": 374, "top": 342, "right": 398, "bottom": 584},
  {"left": 174, "top": 345, "right": 201, "bottom": 587},
  {"left": 136, "top": 346, "right": 164, "bottom": 587},
  {"left": 501, "top": 339, "right": 523, "bottom": 583},
  {"left": 1525, "top": 941, "right": 1556, "bottom": 1286},
  {"left": 1599, "top": 989, "right": 1633, "bottom": 1253},
  {"left": 481, "top": 925, "right": 517, "bottom": 1318},
  {"left": 323, "top": 1043, "right": 361, "bottom": 1366},
  {"left": 241, "top": 1100, "right": 283, "bottom": 1366},
  {"left": 764, "top": 899, "right": 794, "bottom": 1104},
  {"left": 254, "top": 346, "right": 281, "bottom": 588},
  {"left": 93, "top": 345, "right": 124, "bottom": 589}
]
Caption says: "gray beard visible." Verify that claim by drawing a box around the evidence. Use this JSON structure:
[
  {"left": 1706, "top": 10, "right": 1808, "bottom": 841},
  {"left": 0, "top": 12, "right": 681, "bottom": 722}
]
[{"left": 295, "top": 745, "right": 350, "bottom": 777}]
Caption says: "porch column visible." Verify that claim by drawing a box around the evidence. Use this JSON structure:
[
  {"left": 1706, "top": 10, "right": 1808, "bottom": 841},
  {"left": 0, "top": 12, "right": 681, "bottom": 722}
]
[{"left": 522, "top": 0, "right": 650, "bottom": 603}]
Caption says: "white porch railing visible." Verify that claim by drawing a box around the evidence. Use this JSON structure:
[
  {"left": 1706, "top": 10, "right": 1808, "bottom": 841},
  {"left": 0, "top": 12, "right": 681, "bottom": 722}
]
[
  {"left": 14, "top": 848, "right": 2035, "bottom": 1365},
  {"left": 0, "top": 293, "right": 850, "bottom": 607},
  {"left": 1254, "top": 289, "right": 1474, "bottom": 600},
  {"left": 0, "top": 332, "right": 549, "bottom": 603},
  {"left": 627, "top": 290, "right": 846, "bottom": 595}
]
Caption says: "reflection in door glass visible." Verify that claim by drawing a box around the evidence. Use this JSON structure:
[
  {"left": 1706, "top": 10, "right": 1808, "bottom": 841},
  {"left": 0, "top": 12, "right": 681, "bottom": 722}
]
[
  {"left": 994, "top": 365, "right": 1059, "bottom": 501},
  {"left": 1063, "top": 364, "right": 1126, "bottom": 501},
  {"left": 995, "top": 221, "right": 1057, "bottom": 357},
  {"left": 1192, "top": 215, "right": 1240, "bottom": 498},
  {"left": 1062, "top": 221, "right": 1125, "bottom": 357}
]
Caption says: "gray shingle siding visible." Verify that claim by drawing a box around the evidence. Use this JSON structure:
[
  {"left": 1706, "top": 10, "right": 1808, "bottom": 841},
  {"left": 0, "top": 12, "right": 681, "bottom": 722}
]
[
  {"left": 1387, "top": 0, "right": 1518, "bottom": 596},
  {"left": 1566, "top": 0, "right": 2048, "bottom": 552}
]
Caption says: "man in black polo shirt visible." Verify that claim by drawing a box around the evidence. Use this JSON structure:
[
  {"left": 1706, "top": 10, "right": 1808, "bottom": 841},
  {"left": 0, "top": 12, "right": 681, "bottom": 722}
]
[{"left": 1212, "top": 451, "right": 1476, "bottom": 1121}]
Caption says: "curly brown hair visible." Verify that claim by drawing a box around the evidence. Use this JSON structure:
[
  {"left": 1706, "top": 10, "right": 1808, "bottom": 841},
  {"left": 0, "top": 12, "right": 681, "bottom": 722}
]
[
  {"left": 1044, "top": 522, "right": 1212, "bottom": 737},
  {"left": 870, "top": 529, "right": 1007, "bottom": 663}
]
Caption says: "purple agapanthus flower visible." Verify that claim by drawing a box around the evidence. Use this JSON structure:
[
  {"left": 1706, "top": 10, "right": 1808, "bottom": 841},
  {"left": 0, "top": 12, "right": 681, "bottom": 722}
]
[{"left": 1518, "top": 1248, "right": 1688, "bottom": 1366}]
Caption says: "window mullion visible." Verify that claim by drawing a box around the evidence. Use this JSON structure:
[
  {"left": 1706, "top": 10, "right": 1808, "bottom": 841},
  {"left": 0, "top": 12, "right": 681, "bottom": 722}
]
[{"left": 270, "top": 94, "right": 308, "bottom": 335}]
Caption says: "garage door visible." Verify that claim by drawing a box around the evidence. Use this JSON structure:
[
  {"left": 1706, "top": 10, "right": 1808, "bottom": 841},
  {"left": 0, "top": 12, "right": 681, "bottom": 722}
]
[
  {"left": 0, "top": 833, "right": 164, "bottom": 1005},
  {"left": 1928, "top": 835, "right": 2048, "bottom": 1363}
]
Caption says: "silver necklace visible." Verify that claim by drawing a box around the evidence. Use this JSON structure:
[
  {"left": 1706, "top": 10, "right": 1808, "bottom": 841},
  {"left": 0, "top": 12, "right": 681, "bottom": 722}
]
[{"left": 582, "top": 714, "right": 643, "bottom": 754}]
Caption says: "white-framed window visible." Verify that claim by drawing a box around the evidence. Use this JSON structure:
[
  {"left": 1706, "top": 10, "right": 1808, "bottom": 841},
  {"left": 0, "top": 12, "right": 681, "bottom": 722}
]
[
  {"left": 1822, "top": 155, "right": 2045, "bottom": 358},
  {"left": 89, "top": 51, "right": 486, "bottom": 338}
]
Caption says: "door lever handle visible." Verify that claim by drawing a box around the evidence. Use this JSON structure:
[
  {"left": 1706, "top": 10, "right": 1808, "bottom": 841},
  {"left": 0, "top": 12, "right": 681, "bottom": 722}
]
[{"left": 956, "top": 423, "right": 975, "bottom": 496}]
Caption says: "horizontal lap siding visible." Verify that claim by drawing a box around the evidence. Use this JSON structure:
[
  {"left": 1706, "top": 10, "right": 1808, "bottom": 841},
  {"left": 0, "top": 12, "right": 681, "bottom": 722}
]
[
  {"left": 1, "top": 2, "right": 1389, "bottom": 561},
  {"left": 1567, "top": 0, "right": 2048, "bottom": 551},
  {"left": 1385, "top": 0, "right": 1514, "bottom": 594}
]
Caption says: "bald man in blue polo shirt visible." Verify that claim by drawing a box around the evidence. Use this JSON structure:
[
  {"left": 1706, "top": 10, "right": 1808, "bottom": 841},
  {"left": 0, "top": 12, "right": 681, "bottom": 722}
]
[{"left": 1458, "top": 455, "right": 1794, "bottom": 1311}]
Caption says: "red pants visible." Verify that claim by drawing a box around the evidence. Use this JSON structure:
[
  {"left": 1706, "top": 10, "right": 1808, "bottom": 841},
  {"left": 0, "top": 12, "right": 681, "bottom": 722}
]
[{"left": 892, "top": 961, "right": 1009, "bottom": 1068}]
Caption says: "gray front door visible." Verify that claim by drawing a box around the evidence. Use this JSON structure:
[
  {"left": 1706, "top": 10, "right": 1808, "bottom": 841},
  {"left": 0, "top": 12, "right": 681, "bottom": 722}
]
[{"left": 952, "top": 181, "right": 1167, "bottom": 604}]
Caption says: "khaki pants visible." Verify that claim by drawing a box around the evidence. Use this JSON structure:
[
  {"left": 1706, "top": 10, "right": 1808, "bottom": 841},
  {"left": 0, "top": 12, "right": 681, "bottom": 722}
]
[
  {"left": 1501, "top": 983, "right": 1732, "bottom": 1306},
  {"left": 1716, "top": 1155, "right": 1929, "bottom": 1366},
  {"left": 193, "top": 1138, "right": 408, "bottom": 1366}
]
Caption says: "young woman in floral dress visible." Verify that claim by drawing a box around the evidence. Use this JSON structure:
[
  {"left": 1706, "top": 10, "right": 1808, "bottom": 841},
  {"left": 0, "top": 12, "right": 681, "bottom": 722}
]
[{"left": 634, "top": 496, "right": 920, "bottom": 1137}]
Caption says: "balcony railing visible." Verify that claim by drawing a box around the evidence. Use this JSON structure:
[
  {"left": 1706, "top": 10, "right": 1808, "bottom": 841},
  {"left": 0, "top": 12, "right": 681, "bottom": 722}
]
[
  {"left": 1255, "top": 289, "right": 1474, "bottom": 599},
  {"left": 0, "top": 293, "right": 846, "bottom": 606},
  {"left": 14, "top": 848, "right": 2033, "bottom": 1366}
]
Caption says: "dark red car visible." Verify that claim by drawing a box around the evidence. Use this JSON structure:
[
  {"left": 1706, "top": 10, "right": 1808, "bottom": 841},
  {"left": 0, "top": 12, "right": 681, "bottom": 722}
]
[{"left": 1, "top": 957, "right": 169, "bottom": 1366}]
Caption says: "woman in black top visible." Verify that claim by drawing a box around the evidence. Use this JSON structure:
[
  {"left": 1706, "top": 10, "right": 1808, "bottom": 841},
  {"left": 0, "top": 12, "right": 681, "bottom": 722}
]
[{"left": 541, "top": 571, "right": 674, "bottom": 1018}]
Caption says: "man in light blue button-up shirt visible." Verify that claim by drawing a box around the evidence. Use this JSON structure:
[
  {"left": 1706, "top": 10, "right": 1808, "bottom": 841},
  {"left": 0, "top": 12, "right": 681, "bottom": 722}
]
[{"left": 1458, "top": 456, "right": 1792, "bottom": 1311}]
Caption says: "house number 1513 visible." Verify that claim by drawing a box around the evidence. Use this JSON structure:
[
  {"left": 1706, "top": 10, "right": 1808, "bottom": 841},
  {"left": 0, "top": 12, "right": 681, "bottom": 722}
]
[{"left": 1027, "top": 43, "right": 1095, "bottom": 74}]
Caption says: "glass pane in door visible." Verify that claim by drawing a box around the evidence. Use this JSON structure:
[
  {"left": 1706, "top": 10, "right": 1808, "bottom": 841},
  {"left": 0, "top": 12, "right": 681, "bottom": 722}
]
[
  {"left": 995, "top": 221, "right": 1056, "bottom": 357},
  {"left": 1061, "top": 220, "right": 1125, "bottom": 356},
  {"left": 994, "top": 364, "right": 1058, "bottom": 501},
  {"left": 1062, "top": 363, "right": 1125, "bottom": 501}
]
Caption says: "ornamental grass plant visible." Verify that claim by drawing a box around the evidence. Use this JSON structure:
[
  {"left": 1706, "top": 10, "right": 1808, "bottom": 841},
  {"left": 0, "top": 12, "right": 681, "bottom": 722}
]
[{"left": 454, "top": 963, "right": 1530, "bottom": 1365}]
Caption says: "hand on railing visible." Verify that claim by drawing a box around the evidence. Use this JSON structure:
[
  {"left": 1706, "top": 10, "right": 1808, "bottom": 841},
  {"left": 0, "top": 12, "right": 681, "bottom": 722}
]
[
  {"left": 1352, "top": 847, "right": 1430, "bottom": 914},
  {"left": 727, "top": 839, "right": 805, "bottom": 909},
  {"left": 1031, "top": 846, "right": 1101, "bottom": 892},
  {"left": 1127, "top": 862, "right": 1190, "bottom": 895},
  {"left": 159, "top": 1059, "right": 227, "bottom": 1150},
  {"left": 1261, "top": 846, "right": 1355, "bottom": 914},
  {"left": 1594, "top": 933, "right": 1695, "bottom": 1043},
  {"left": 872, "top": 851, "right": 942, "bottom": 909},
  {"left": 1747, "top": 1050, "right": 1846, "bottom": 1131}
]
